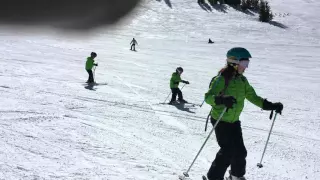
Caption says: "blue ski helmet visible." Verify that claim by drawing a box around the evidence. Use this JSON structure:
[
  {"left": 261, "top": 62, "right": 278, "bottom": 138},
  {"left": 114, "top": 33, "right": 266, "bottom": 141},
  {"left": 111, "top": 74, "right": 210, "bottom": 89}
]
[{"left": 226, "top": 47, "right": 252, "bottom": 63}]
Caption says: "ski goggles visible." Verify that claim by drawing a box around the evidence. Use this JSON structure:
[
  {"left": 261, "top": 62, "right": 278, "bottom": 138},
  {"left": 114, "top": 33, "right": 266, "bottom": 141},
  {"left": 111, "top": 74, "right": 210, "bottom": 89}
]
[
  {"left": 226, "top": 58, "right": 250, "bottom": 68},
  {"left": 239, "top": 60, "right": 249, "bottom": 68}
]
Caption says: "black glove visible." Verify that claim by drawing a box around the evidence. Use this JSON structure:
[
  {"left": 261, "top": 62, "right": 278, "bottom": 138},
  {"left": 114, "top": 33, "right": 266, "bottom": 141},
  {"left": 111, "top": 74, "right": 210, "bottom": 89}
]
[
  {"left": 262, "top": 99, "right": 283, "bottom": 115},
  {"left": 182, "top": 80, "right": 189, "bottom": 84},
  {"left": 214, "top": 95, "right": 237, "bottom": 109}
]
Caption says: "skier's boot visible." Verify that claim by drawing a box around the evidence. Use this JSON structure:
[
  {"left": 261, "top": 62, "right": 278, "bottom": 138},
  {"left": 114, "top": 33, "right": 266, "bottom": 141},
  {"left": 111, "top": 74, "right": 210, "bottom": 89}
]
[
  {"left": 226, "top": 176, "right": 246, "bottom": 180},
  {"left": 204, "top": 175, "right": 223, "bottom": 180},
  {"left": 225, "top": 171, "right": 246, "bottom": 180},
  {"left": 169, "top": 100, "right": 178, "bottom": 105}
]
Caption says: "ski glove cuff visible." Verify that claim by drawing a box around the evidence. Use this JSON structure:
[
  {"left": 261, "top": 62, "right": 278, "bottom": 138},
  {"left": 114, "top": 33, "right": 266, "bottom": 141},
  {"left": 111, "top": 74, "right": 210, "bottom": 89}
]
[
  {"left": 214, "top": 95, "right": 237, "bottom": 108},
  {"left": 262, "top": 99, "right": 283, "bottom": 114}
]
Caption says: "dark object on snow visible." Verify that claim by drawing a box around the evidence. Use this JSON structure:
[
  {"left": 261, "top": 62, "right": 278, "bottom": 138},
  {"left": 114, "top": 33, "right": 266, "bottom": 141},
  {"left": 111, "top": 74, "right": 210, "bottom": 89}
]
[
  {"left": 224, "top": 0, "right": 241, "bottom": 5},
  {"left": 130, "top": 38, "right": 138, "bottom": 51},
  {"left": 0, "top": 0, "right": 140, "bottom": 31},
  {"left": 208, "top": 39, "right": 214, "bottom": 44}
]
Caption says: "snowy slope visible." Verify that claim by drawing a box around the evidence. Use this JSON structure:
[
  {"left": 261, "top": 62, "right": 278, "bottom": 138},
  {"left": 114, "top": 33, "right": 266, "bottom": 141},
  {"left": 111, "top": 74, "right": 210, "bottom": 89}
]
[{"left": 0, "top": 0, "right": 319, "bottom": 179}]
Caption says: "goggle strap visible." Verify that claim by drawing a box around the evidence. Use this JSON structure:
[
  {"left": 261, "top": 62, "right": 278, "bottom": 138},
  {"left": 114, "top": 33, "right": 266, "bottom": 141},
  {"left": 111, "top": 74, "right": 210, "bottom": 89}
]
[{"left": 226, "top": 58, "right": 239, "bottom": 64}]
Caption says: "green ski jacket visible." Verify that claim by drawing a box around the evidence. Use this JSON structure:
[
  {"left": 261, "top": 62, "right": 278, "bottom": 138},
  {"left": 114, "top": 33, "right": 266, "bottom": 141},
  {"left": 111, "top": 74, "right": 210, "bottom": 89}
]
[{"left": 205, "top": 75, "right": 264, "bottom": 123}]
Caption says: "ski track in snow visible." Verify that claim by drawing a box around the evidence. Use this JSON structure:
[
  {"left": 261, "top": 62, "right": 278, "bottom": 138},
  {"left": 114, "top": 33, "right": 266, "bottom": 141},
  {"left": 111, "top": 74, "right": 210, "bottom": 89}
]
[{"left": 0, "top": 0, "right": 320, "bottom": 179}]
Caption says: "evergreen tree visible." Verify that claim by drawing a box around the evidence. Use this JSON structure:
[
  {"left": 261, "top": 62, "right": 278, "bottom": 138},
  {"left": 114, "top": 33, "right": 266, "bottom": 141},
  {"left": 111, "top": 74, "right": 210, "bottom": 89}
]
[
  {"left": 265, "top": 2, "right": 273, "bottom": 20},
  {"left": 259, "top": 1, "right": 273, "bottom": 22},
  {"left": 241, "top": 0, "right": 260, "bottom": 10},
  {"left": 241, "top": 0, "right": 249, "bottom": 10},
  {"left": 252, "top": 0, "right": 260, "bottom": 10}
]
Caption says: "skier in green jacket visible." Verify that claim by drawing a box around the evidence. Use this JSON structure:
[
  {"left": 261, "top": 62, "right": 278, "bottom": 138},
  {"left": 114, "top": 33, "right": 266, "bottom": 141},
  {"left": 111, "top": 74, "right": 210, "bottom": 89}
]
[
  {"left": 204, "top": 47, "right": 283, "bottom": 180},
  {"left": 85, "top": 52, "right": 98, "bottom": 83},
  {"left": 169, "top": 67, "right": 189, "bottom": 104}
]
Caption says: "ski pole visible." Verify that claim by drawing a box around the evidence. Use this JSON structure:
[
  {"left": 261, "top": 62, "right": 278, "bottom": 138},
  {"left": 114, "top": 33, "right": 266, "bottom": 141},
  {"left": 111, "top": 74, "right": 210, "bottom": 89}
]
[
  {"left": 257, "top": 112, "right": 278, "bottom": 168},
  {"left": 204, "top": 108, "right": 212, "bottom": 132},
  {"left": 181, "top": 107, "right": 227, "bottom": 179},
  {"left": 163, "top": 84, "right": 186, "bottom": 103},
  {"left": 200, "top": 99, "right": 205, "bottom": 107},
  {"left": 93, "top": 66, "right": 96, "bottom": 83}
]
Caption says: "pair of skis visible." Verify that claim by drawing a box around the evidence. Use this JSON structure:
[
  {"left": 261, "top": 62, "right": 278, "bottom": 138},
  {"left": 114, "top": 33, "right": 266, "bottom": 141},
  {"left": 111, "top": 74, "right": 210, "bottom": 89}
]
[
  {"left": 162, "top": 101, "right": 200, "bottom": 107},
  {"left": 179, "top": 175, "right": 231, "bottom": 180}
]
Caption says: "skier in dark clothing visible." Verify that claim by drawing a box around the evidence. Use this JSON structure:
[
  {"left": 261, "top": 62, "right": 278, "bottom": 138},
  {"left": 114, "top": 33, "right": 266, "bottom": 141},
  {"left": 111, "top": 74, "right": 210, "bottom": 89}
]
[
  {"left": 130, "top": 38, "right": 138, "bottom": 51},
  {"left": 204, "top": 47, "right": 283, "bottom": 180},
  {"left": 169, "top": 67, "right": 190, "bottom": 104},
  {"left": 208, "top": 38, "right": 214, "bottom": 44},
  {"left": 85, "top": 52, "right": 98, "bottom": 83}
]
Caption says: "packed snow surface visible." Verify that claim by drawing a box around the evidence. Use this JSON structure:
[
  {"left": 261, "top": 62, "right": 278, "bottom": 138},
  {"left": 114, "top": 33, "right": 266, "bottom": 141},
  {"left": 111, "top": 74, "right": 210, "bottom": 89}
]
[{"left": 0, "top": 0, "right": 319, "bottom": 179}]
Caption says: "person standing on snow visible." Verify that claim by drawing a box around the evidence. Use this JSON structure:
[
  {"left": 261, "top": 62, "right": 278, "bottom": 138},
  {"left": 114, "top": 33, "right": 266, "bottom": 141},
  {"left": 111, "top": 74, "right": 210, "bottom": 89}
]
[
  {"left": 85, "top": 52, "right": 98, "bottom": 83},
  {"left": 130, "top": 38, "right": 138, "bottom": 51},
  {"left": 169, "top": 67, "right": 190, "bottom": 104},
  {"left": 204, "top": 47, "right": 283, "bottom": 180}
]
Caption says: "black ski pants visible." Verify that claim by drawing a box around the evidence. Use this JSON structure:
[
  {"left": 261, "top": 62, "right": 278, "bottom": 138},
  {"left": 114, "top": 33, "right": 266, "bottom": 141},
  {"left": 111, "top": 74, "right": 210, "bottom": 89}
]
[
  {"left": 86, "top": 69, "right": 94, "bottom": 83},
  {"left": 170, "top": 88, "right": 183, "bottom": 102},
  {"left": 131, "top": 44, "right": 136, "bottom": 51},
  {"left": 207, "top": 118, "right": 247, "bottom": 180}
]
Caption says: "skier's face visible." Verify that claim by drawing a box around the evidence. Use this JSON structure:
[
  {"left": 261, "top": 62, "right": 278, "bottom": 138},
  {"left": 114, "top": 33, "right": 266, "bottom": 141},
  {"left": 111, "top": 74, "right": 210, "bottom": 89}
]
[{"left": 237, "top": 60, "right": 249, "bottom": 74}]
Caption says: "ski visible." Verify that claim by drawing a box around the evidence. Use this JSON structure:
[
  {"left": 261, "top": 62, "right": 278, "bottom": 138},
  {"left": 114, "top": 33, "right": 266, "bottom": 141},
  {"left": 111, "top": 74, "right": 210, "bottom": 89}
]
[
  {"left": 178, "top": 175, "right": 208, "bottom": 180},
  {"left": 183, "top": 102, "right": 200, "bottom": 107},
  {"left": 161, "top": 102, "right": 196, "bottom": 107},
  {"left": 84, "top": 82, "right": 108, "bottom": 86},
  {"left": 179, "top": 175, "right": 229, "bottom": 180}
]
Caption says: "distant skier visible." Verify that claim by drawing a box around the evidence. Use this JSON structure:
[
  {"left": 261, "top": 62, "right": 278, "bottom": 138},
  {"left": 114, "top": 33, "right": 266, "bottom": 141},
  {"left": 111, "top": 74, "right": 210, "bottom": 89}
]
[
  {"left": 169, "top": 67, "right": 190, "bottom": 104},
  {"left": 85, "top": 52, "right": 98, "bottom": 83},
  {"left": 208, "top": 38, "right": 214, "bottom": 44},
  {"left": 204, "top": 47, "right": 283, "bottom": 180},
  {"left": 130, "top": 38, "right": 138, "bottom": 51}
]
